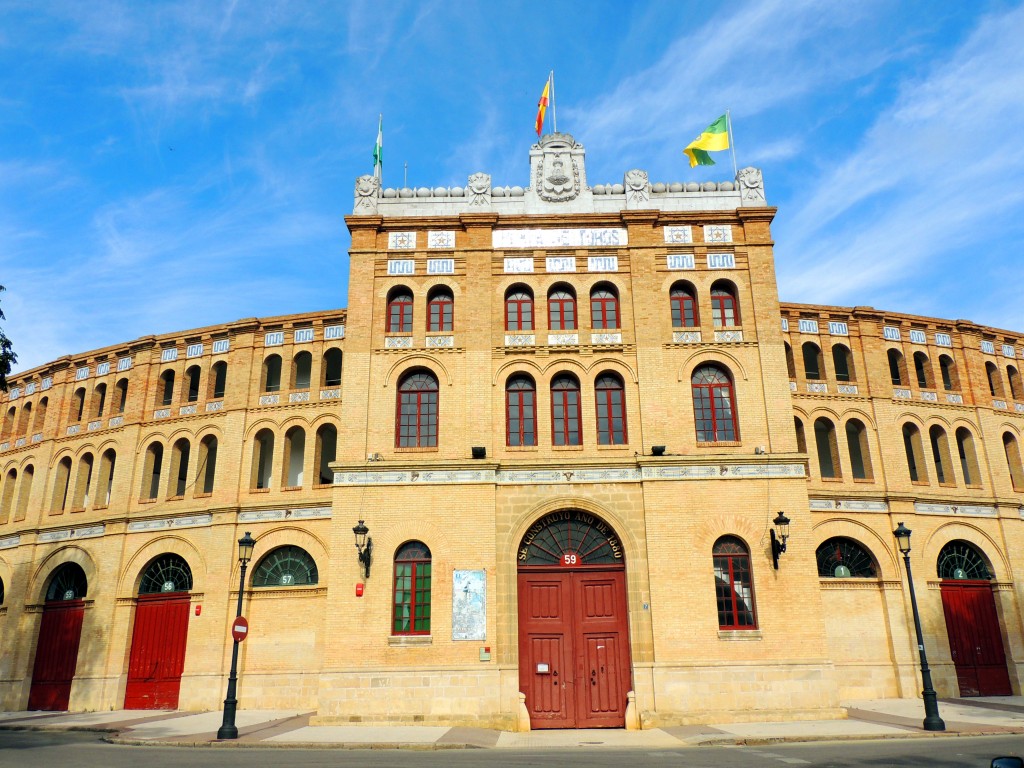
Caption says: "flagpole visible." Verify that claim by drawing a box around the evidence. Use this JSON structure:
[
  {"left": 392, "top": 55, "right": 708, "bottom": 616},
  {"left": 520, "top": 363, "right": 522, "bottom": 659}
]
[
  {"left": 550, "top": 70, "right": 556, "bottom": 134},
  {"left": 726, "top": 108, "right": 738, "bottom": 179}
]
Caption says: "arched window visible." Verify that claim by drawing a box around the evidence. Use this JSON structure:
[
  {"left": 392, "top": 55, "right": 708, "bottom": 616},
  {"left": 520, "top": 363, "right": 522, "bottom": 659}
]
[
  {"left": 292, "top": 351, "right": 312, "bottom": 390},
  {"left": 929, "top": 425, "right": 953, "bottom": 485},
  {"left": 252, "top": 429, "right": 275, "bottom": 489},
  {"left": 253, "top": 546, "right": 318, "bottom": 587},
  {"left": 93, "top": 383, "right": 107, "bottom": 418},
  {"left": 396, "top": 371, "right": 439, "bottom": 448},
  {"left": 939, "top": 355, "right": 958, "bottom": 391},
  {"left": 594, "top": 373, "right": 627, "bottom": 445},
  {"left": 393, "top": 541, "right": 431, "bottom": 635},
  {"left": 794, "top": 417, "right": 807, "bottom": 453},
  {"left": 784, "top": 342, "right": 796, "bottom": 379},
  {"left": 169, "top": 438, "right": 190, "bottom": 497},
  {"left": 427, "top": 287, "right": 454, "bottom": 332},
  {"left": 159, "top": 371, "right": 175, "bottom": 407},
  {"left": 46, "top": 563, "right": 87, "bottom": 602},
  {"left": 139, "top": 554, "right": 193, "bottom": 594},
  {"left": 262, "top": 355, "right": 282, "bottom": 393},
  {"left": 1, "top": 468, "right": 16, "bottom": 524},
  {"left": 97, "top": 449, "right": 116, "bottom": 507},
  {"left": 1003, "top": 432, "right": 1024, "bottom": 490},
  {"left": 956, "top": 428, "right": 980, "bottom": 486},
  {"left": 197, "top": 435, "right": 217, "bottom": 494},
  {"left": 505, "top": 375, "right": 537, "bottom": 447},
  {"left": 315, "top": 424, "right": 337, "bottom": 485},
  {"left": 832, "top": 344, "right": 855, "bottom": 382},
  {"left": 114, "top": 379, "right": 128, "bottom": 414},
  {"left": 0, "top": 406, "right": 13, "bottom": 438},
  {"left": 52, "top": 456, "right": 72, "bottom": 512},
  {"left": 887, "top": 349, "right": 906, "bottom": 386},
  {"left": 35, "top": 396, "right": 49, "bottom": 434},
  {"left": 670, "top": 282, "right": 698, "bottom": 328},
  {"left": 548, "top": 286, "right": 577, "bottom": 331},
  {"left": 72, "top": 387, "right": 86, "bottom": 421},
  {"left": 986, "top": 362, "right": 1004, "bottom": 398},
  {"left": 322, "top": 349, "right": 342, "bottom": 388},
  {"left": 15, "top": 465, "right": 33, "bottom": 521},
  {"left": 802, "top": 343, "right": 823, "bottom": 380},
  {"left": 284, "top": 426, "right": 305, "bottom": 487},
  {"left": 914, "top": 352, "right": 932, "bottom": 389},
  {"left": 816, "top": 538, "right": 877, "bottom": 578},
  {"left": 550, "top": 374, "right": 582, "bottom": 446},
  {"left": 692, "top": 365, "right": 737, "bottom": 442},
  {"left": 902, "top": 424, "right": 927, "bottom": 483},
  {"left": 185, "top": 365, "right": 201, "bottom": 402},
  {"left": 713, "top": 536, "right": 756, "bottom": 629},
  {"left": 71, "top": 452, "right": 94, "bottom": 509},
  {"left": 710, "top": 281, "right": 739, "bottom": 327},
  {"left": 1008, "top": 365, "right": 1023, "bottom": 401},
  {"left": 143, "top": 442, "right": 164, "bottom": 500},
  {"left": 845, "top": 419, "right": 872, "bottom": 480},
  {"left": 505, "top": 286, "right": 534, "bottom": 331},
  {"left": 814, "top": 418, "right": 840, "bottom": 478},
  {"left": 590, "top": 285, "right": 619, "bottom": 330},
  {"left": 210, "top": 361, "right": 227, "bottom": 399},
  {"left": 937, "top": 541, "right": 991, "bottom": 580},
  {"left": 387, "top": 288, "right": 413, "bottom": 333},
  {"left": 17, "top": 401, "right": 32, "bottom": 436}
]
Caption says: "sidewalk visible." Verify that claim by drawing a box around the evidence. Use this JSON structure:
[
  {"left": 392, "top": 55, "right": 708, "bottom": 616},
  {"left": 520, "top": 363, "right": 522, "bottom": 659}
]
[{"left": 0, "top": 697, "right": 1022, "bottom": 749}]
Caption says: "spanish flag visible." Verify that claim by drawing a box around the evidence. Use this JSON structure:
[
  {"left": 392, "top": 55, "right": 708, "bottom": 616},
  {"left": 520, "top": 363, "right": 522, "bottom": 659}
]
[
  {"left": 683, "top": 114, "right": 730, "bottom": 167},
  {"left": 535, "top": 77, "right": 550, "bottom": 137}
]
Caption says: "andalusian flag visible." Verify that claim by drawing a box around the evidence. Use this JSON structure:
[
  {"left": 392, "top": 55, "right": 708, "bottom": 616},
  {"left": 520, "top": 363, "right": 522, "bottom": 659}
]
[
  {"left": 535, "top": 77, "right": 551, "bottom": 137},
  {"left": 683, "top": 114, "right": 730, "bottom": 167},
  {"left": 372, "top": 114, "right": 383, "bottom": 179}
]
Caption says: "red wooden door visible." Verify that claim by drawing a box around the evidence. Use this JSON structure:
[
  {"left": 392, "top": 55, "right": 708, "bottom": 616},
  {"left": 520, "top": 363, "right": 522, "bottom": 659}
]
[
  {"left": 940, "top": 581, "right": 1012, "bottom": 696},
  {"left": 518, "top": 570, "right": 630, "bottom": 728},
  {"left": 124, "top": 593, "right": 191, "bottom": 709},
  {"left": 27, "top": 600, "right": 85, "bottom": 711}
]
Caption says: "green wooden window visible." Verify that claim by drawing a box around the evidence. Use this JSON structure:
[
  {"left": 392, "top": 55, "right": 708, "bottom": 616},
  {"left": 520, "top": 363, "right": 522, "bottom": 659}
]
[{"left": 393, "top": 541, "right": 431, "bottom": 635}]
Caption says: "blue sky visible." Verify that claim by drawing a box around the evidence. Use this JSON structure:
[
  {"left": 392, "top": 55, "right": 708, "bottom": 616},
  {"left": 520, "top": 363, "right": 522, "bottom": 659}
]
[{"left": 2, "top": 0, "right": 1024, "bottom": 374}]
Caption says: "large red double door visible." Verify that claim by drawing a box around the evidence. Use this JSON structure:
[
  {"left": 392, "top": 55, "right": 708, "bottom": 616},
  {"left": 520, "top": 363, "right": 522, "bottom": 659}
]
[
  {"left": 940, "top": 581, "right": 1012, "bottom": 696},
  {"left": 518, "top": 570, "right": 632, "bottom": 728},
  {"left": 124, "top": 592, "right": 191, "bottom": 709}
]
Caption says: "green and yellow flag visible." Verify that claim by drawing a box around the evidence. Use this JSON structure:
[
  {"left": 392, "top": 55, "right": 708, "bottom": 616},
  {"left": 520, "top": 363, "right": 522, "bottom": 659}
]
[{"left": 683, "top": 114, "right": 730, "bottom": 167}]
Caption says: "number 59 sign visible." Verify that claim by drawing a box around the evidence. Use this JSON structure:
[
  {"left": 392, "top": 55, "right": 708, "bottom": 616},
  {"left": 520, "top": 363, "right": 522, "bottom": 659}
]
[{"left": 561, "top": 552, "right": 580, "bottom": 567}]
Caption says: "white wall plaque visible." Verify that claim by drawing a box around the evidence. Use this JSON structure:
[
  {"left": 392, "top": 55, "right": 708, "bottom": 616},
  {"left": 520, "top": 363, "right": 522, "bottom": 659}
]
[
  {"left": 664, "top": 226, "right": 693, "bottom": 244},
  {"left": 667, "top": 253, "right": 695, "bottom": 270},
  {"left": 452, "top": 570, "right": 486, "bottom": 641},
  {"left": 588, "top": 256, "right": 617, "bottom": 272},
  {"left": 212, "top": 339, "right": 230, "bottom": 354},
  {"left": 161, "top": 348, "right": 178, "bottom": 362},
  {"left": 75, "top": 366, "right": 90, "bottom": 380},
  {"left": 706, "top": 252, "right": 735, "bottom": 269},
  {"left": 26, "top": 382, "right": 36, "bottom": 395},
  {"left": 324, "top": 325, "right": 345, "bottom": 340},
  {"left": 186, "top": 343, "right": 204, "bottom": 358},
  {"left": 41, "top": 377, "right": 52, "bottom": 390},
  {"left": 387, "top": 259, "right": 415, "bottom": 276},
  {"left": 294, "top": 328, "right": 314, "bottom": 343},
  {"left": 388, "top": 231, "right": 416, "bottom": 249},
  {"left": 117, "top": 356, "right": 133, "bottom": 371},
  {"left": 427, "top": 231, "right": 455, "bottom": 249},
  {"left": 798, "top": 319, "right": 819, "bottom": 334},
  {"left": 8, "top": 387, "right": 19, "bottom": 399},
  {"left": 935, "top": 333, "right": 952, "bottom": 347},
  {"left": 265, "top": 331, "right": 284, "bottom": 346},
  {"left": 493, "top": 228, "right": 627, "bottom": 249},
  {"left": 828, "top": 321, "right": 848, "bottom": 336},
  {"left": 704, "top": 224, "right": 733, "bottom": 243},
  {"left": 427, "top": 258, "right": 455, "bottom": 274},
  {"left": 96, "top": 362, "right": 111, "bottom": 376},
  {"left": 909, "top": 330, "right": 927, "bottom": 344},
  {"left": 504, "top": 257, "right": 534, "bottom": 274},
  {"left": 546, "top": 256, "right": 576, "bottom": 273},
  {"left": 1002, "top": 344, "right": 1016, "bottom": 358},
  {"left": 883, "top": 326, "right": 901, "bottom": 341},
  {"left": 981, "top": 340, "right": 996, "bottom": 354}
]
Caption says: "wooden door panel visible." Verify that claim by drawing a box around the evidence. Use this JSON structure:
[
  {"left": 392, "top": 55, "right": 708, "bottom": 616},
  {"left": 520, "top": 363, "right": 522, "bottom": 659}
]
[
  {"left": 125, "top": 594, "right": 190, "bottom": 709},
  {"left": 28, "top": 602, "right": 85, "bottom": 711},
  {"left": 580, "top": 633, "right": 625, "bottom": 723},
  {"left": 941, "top": 583, "right": 1012, "bottom": 697},
  {"left": 518, "top": 573, "right": 576, "bottom": 728},
  {"left": 573, "top": 572, "right": 630, "bottom": 727}
]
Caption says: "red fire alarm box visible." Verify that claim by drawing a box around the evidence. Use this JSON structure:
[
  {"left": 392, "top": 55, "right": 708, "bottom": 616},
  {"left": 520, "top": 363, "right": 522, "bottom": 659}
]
[
  {"left": 195, "top": 604, "right": 202, "bottom": 616},
  {"left": 355, "top": 583, "right": 364, "bottom": 597}
]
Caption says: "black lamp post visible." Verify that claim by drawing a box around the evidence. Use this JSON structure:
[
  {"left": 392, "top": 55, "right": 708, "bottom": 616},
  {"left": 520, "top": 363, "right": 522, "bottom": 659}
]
[
  {"left": 893, "top": 522, "right": 945, "bottom": 732},
  {"left": 217, "top": 531, "right": 256, "bottom": 740}
]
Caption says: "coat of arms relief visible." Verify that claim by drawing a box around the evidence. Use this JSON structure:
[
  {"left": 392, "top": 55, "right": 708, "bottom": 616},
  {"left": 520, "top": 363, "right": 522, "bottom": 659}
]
[{"left": 536, "top": 151, "right": 581, "bottom": 202}]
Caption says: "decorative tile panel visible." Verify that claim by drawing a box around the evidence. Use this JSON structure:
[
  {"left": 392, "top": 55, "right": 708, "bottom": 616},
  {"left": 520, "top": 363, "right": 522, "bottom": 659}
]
[
  {"left": 8, "top": 387, "right": 19, "bottom": 399},
  {"left": 264, "top": 331, "right": 284, "bottom": 346},
  {"left": 324, "top": 325, "right": 345, "bottom": 340},
  {"left": 673, "top": 331, "right": 702, "bottom": 344},
  {"left": 15, "top": 437, "right": 25, "bottom": 447},
  {"left": 0, "top": 535, "right": 20, "bottom": 549},
  {"left": 96, "top": 362, "right": 111, "bottom": 376},
  {"left": 915, "top": 502, "right": 997, "bottom": 518},
  {"left": 546, "top": 256, "right": 576, "bottom": 273},
  {"left": 205, "top": 401, "right": 224, "bottom": 412},
  {"left": 384, "top": 336, "right": 413, "bottom": 349},
  {"left": 644, "top": 463, "right": 805, "bottom": 481},
  {"left": 809, "top": 498, "right": 889, "bottom": 512},
  {"left": 664, "top": 226, "right": 693, "bottom": 244},
  {"left": 883, "top": 326, "right": 901, "bottom": 341},
  {"left": 587, "top": 256, "right": 618, "bottom": 272},
  {"left": 798, "top": 319, "right": 819, "bottom": 334},
  {"left": 503, "top": 257, "right": 534, "bottom": 274},
  {"left": 666, "top": 253, "right": 695, "bottom": 270},
  {"left": 1016, "top": 403, "right": 1024, "bottom": 413},
  {"left": 427, "top": 230, "right": 455, "bottom": 249},
  {"left": 87, "top": 420, "right": 102, "bottom": 431},
  {"left": 548, "top": 333, "right": 579, "bottom": 346},
  {"left": 387, "top": 259, "right": 415, "bottom": 276},
  {"left": 789, "top": 381, "right": 797, "bottom": 391},
  {"left": 993, "top": 400, "right": 1007, "bottom": 409},
  {"left": 981, "top": 340, "right": 996, "bottom": 354},
  {"left": 426, "top": 335, "right": 454, "bottom": 348},
  {"left": 706, "top": 252, "right": 735, "bottom": 269},
  {"left": 258, "top": 395, "right": 280, "bottom": 406},
  {"left": 703, "top": 224, "right": 732, "bottom": 243},
  {"left": 41, "top": 377, "right": 53, "bottom": 390},
  {"left": 127, "top": 513, "right": 213, "bottom": 532},
  {"left": 1003, "top": 344, "right": 1016, "bottom": 358},
  {"left": 946, "top": 393, "right": 964, "bottom": 404},
  {"left": 714, "top": 330, "right": 743, "bottom": 342},
  {"left": 781, "top": 318, "right": 789, "bottom": 332},
  {"left": 893, "top": 388, "right": 911, "bottom": 399},
  {"left": 427, "top": 258, "right": 454, "bottom": 274},
  {"left": 828, "top": 321, "right": 849, "bottom": 336},
  {"left": 837, "top": 384, "right": 859, "bottom": 395},
  {"left": 320, "top": 389, "right": 341, "bottom": 400},
  {"left": 75, "top": 366, "right": 90, "bottom": 380},
  {"left": 388, "top": 231, "right": 416, "bottom": 249},
  {"left": 212, "top": 339, "right": 230, "bottom": 354},
  {"left": 504, "top": 334, "right": 535, "bottom": 346},
  {"left": 294, "top": 328, "right": 314, "bottom": 343},
  {"left": 806, "top": 382, "right": 828, "bottom": 393},
  {"left": 289, "top": 392, "right": 310, "bottom": 403},
  {"left": 154, "top": 409, "right": 171, "bottom": 418},
  {"left": 39, "top": 525, "right": 105, "bottom": 543},
  {"left": 32, "top": 433, "right": 43, "bottom": 443},
  {"left": 909, "top": 330, "right": 927, "bottom": 344},
  {"left": 920, "top": 391, "right": 938, "bottom": 402},
  {"left": 161, "top": 348, "right": 178, "bottom": 362},
  {"left": 591, "top": 332, "right": 623, "bottom": 345},
  {"left": 179, "top": 405, "right": 198, "bottom": 415},
  {"left": 66, "top": 425, "right": 80, "bottom": 435},
  {"left": 0, "top": 442, "right": 8, "bottom": 451},
  {"left": 108, "top": 416, "right": 124, "bottom": 428},
  {"left": 25, "top": 382, "right": 36, "bottom": 395},
  {"left": 494, "top": 228, "right": 626, "bottom": 249},
  {"left": 935, "top": 333, "right": 952, "bottom": 347},
  {"left": 117, "top": 356, "right": 133, "bottom": 371},
  {"left": 186, "top": 343, "right": 204, "bottom": 358}
]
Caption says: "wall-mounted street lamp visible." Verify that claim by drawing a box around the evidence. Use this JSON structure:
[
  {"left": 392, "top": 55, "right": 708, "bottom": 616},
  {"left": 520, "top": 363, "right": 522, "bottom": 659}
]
[
  {"left": 217, "top": 531, "right": 256, "bottom": 740},
  {"left": 893, "top": 521, "right": 945, "bottom": 732},
  {"left": 770, "top": 511, "right": 790, "bottom": 570},
  {"left": 354, "top": 520, "right": 373, "bottom": 578}
]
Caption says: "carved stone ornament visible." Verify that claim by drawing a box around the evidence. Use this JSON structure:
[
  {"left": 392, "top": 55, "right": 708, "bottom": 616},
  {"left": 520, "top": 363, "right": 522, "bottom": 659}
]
[
  {"left": 467, "top": 172, "right": 491, "bottom": 208},
  {"left": 537, "top": 152, "right": 580, "bottom": 202},
  {"left": 353, "top": 174, "right": 381, "bottom": 213},
  {"left": 737, "top": 166, "right": 765, "bottom": 205},
  {"left": 624, "top": 169, "right": 649, "bottom": 207}
]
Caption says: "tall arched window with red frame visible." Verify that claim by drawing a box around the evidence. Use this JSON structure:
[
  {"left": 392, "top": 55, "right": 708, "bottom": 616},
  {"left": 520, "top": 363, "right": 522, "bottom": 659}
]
[
  {"left": 505, "top": 287, "right": 534, "bottom": 331},
  {"left": 713, "top": 536, "right": 757, "bottom": 629},
  {"left": 550, "top": 374, "right": 581, "bottom": 446},
  {"left": 670, "top": 282, "right": 699, "bottom": 328},
  {"left": 387, "top": 288, "right": 413, "bottom": 333},
  {"left": 691, "top": 364, "right": 737, "bottom": 442},
  {"left": 392, "top": 541, "right": 431, "bottom": 635},
  {"left": 594, "top": 373, "right": 627, "bottom": 445},
  {"left": 427, "top": 287, "right": 453, "bottom": 332},
  {"left": 506, "top": 375, "right": 537, "bottom": 446},
  {"left": 710, "top": 281, "right": 739, "bottom": 327},
  {"left": 396, "top": 370, "right": 438, "bottom": 447},
  {"left": 548, "top": 286, "right": 577, "bottom": 331},
  {"left": 590, "top": 285, "right": 619, "bottom": 330}
]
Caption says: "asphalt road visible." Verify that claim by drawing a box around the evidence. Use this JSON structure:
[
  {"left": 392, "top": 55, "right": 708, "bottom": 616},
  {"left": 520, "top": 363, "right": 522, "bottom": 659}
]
[{"left": 0, "top": 730, "right": 1021, "bottom": 767}]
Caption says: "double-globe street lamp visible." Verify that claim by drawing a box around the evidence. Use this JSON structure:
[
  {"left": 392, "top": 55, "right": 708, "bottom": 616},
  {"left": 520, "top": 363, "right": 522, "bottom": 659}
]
[
  {"left": 217, "top": 531, "right": 257, "bottom": 740},
  {"left": 893, "top": 522, "right": 945, "bottom": 732}
]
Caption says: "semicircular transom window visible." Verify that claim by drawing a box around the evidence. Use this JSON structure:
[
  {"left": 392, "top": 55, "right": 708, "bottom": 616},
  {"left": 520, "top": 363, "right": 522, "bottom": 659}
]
[
  {"left": 46, "top": 563, "right": 88, "bottom": 602},
  {"left": 518, "top": 510, "right": 623, "bottom": 566},
  {"left": 937, "top": 540, "right": 991, "bottom": 580},
  {"left": 816, "top": 537, "right": 877, "bottom": 578},
  {"left": 139, "top": 554, "right": 193, "bottom": 594},
  {"left": 253, "top": 546, "right": 319, "bottom": 587}
]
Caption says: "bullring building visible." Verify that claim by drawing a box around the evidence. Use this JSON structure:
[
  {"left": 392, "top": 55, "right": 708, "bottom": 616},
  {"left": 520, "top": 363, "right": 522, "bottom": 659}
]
[{"left": 0, "top": 134, "right": 1021, "bottom": 729}]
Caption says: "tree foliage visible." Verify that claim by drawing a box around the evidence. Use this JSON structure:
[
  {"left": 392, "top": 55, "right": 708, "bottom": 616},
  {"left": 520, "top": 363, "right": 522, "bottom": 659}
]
[{"left": 0, "top": 285, "right": 16, "bottom": 392}]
